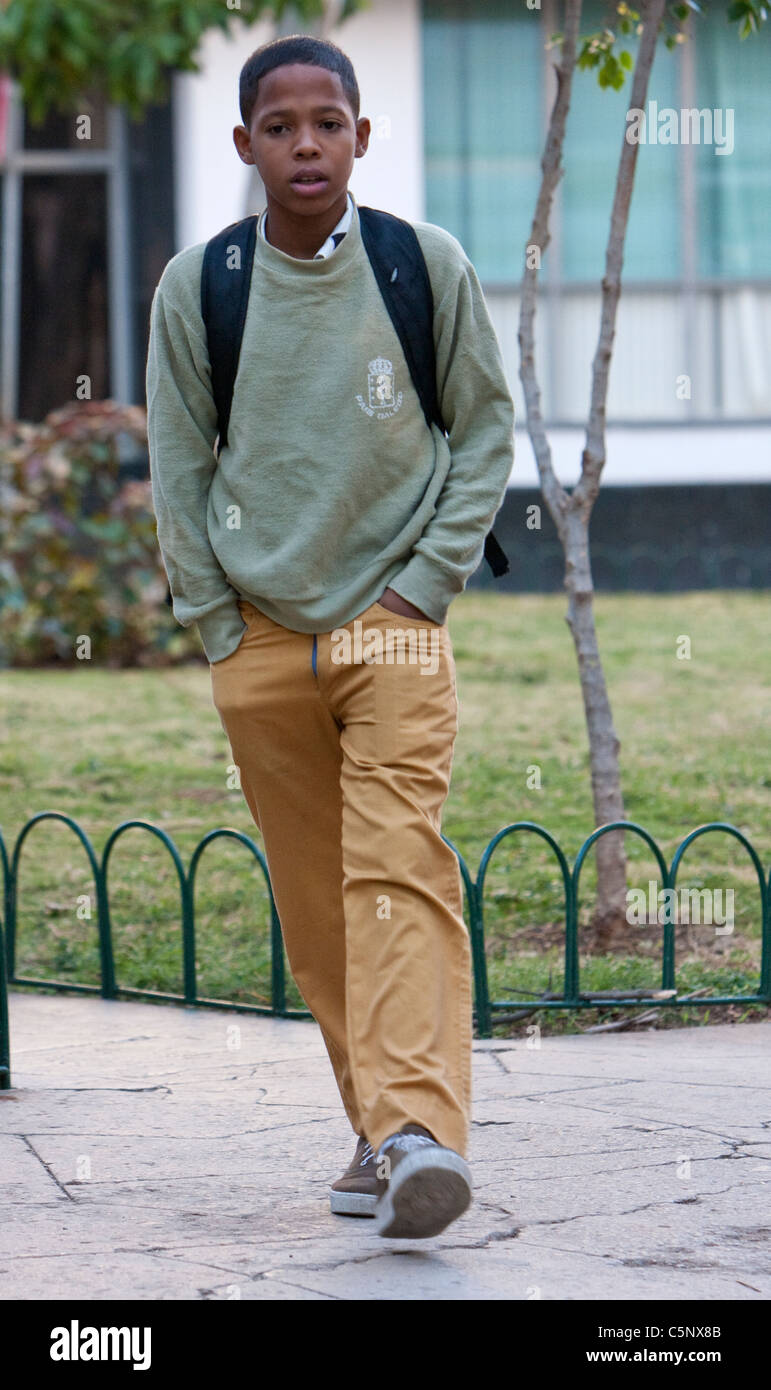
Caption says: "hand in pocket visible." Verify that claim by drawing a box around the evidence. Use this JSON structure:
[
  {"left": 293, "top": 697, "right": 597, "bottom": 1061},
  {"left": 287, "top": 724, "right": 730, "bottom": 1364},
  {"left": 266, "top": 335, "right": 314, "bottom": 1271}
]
[{"left": 377, "top": 587, "right": 434, "bottom": 622}]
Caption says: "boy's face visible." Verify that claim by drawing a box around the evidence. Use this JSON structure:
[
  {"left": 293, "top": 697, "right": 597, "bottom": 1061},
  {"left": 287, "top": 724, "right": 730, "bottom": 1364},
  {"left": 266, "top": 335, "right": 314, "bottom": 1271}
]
[{"left": 233, "top": 63, "right": 369, "bottom": 220}]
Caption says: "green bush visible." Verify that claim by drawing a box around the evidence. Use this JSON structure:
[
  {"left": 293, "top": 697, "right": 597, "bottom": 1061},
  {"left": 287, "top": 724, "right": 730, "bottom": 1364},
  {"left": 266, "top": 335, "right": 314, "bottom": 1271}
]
[{"left": 0, "top": 398, "right": 202, "bottom": 667}]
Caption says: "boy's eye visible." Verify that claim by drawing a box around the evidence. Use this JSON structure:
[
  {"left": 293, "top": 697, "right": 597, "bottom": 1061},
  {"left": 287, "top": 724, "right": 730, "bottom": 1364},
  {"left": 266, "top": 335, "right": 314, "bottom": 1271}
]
[{"left": 265, "top": 120, "right": 342, "bottom": 135}]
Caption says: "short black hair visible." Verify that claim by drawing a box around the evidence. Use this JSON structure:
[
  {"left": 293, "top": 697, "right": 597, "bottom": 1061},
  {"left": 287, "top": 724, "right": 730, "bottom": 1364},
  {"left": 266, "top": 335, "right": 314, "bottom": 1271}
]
[{"left": 239, "top": 34, "right": 360, "bottom": 131}]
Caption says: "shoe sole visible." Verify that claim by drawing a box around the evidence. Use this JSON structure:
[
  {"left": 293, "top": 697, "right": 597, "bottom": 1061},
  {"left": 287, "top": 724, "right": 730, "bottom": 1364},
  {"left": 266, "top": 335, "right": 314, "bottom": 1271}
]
[
  {"left": 374, "top": 1149, "right": 472, "bottom": 1239},
  {"left": 329, "top": 1189, "right": 378, "bottom": 1216}
]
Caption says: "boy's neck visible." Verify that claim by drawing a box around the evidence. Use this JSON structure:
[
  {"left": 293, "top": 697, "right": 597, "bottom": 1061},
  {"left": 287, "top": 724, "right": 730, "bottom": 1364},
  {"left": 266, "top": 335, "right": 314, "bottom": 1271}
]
[{"left": 263, "top": 190, "right": 350, "bottom": 260}]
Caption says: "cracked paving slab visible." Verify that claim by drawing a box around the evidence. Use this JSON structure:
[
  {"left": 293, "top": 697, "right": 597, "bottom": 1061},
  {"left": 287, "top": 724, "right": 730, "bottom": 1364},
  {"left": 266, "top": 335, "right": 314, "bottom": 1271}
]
[
  {"left": 2, "top": 1086, "right": 335, "bottom": 1140},
  {"left": 3, "top": 991, "right": 770, "bottom": 1299}
]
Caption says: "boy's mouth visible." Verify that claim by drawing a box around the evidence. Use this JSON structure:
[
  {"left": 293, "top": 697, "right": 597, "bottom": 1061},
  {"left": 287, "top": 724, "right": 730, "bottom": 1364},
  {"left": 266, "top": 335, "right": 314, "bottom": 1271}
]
[{"left": 290, "top": 173, "right": 329, "bottom": 194}]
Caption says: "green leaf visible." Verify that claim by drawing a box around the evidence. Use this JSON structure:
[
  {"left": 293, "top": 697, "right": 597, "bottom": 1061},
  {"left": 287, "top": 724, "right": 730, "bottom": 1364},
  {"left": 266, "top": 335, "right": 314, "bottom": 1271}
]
[
  {"left": 0, "top": 0, "right": 370, "bottom": 122},
  {"left": 598, "top": 54, "right": 625, "bottom": 90}
]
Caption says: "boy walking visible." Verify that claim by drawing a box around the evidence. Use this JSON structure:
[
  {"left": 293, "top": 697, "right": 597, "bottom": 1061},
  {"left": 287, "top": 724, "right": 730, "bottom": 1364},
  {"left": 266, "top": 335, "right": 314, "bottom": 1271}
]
[{"left": 146, "top": 34, "right": 514, "bottom": 1239}]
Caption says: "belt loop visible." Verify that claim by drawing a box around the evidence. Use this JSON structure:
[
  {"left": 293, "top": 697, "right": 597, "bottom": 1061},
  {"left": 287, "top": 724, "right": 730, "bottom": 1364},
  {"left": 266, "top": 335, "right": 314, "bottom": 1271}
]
[{"left": 311, "top": 633, "right": 318, "bottom": 676}]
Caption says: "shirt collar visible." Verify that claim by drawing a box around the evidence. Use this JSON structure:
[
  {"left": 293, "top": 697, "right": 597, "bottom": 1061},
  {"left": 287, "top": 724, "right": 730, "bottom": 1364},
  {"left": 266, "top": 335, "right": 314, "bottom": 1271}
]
[{"left": 258, "top": 191, "right": 354, "bottom": 260}]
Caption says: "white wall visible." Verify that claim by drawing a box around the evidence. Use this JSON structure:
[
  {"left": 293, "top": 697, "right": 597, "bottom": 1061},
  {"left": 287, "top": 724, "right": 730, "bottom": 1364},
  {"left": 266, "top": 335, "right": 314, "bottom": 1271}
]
[
  {"left": 172, "top": 15, "right": 274, "bottom": 250},
  {"left": 489, "top": 287, "right": 771, "bottom": 483},
  {"left": 172, "top": 0, "right": 424, "bottom": 250},
  {"left": 328, "top": 0, "right": 424, "bottom": 221},
  {"left": 511, "top": 425, "right": 771, "bottom": 488}
]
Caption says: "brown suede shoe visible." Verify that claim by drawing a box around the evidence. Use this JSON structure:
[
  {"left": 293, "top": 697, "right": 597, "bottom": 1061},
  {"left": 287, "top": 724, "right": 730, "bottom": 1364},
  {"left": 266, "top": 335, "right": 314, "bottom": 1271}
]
[
  {"left": 329, "top": 1134, "right": 378, "bottom": 1216},
  {"left": 373, "top": 1123, "right": 473, "bottom": 1238}
]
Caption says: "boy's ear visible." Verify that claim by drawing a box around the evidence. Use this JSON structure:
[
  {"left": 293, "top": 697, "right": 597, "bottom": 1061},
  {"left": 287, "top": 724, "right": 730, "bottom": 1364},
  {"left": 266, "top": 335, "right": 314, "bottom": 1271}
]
[
  {"left": 355, "top": 117, "right": 371, "bottom": 159},
  {"left": 233, "top": 125, "right": 254, "bottom": 165}
]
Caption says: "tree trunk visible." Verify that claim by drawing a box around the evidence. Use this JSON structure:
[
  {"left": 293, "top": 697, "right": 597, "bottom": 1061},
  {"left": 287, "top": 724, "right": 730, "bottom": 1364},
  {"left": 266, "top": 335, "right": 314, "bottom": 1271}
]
[
  {"left": 562, "top": 511, "right": 628, "bottom": 948},
  {"left": 518, "top": 0, "right": 668, "bottom": 949}
]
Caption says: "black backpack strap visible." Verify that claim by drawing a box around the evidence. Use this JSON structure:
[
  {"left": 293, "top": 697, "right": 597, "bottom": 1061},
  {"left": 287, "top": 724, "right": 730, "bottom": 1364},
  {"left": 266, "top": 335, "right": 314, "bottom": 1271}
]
[
  {"left": 201, "top": 215, "right": 259, "bottom": 454},
  {"left": 358, "top": 205, "right": 509, "bottom": 578},
  {"left": 359, "top": 205, "right": 443, "bottom": 434},
  {"left": 482, "top": 532, "right": 510, "bottom": 577}
]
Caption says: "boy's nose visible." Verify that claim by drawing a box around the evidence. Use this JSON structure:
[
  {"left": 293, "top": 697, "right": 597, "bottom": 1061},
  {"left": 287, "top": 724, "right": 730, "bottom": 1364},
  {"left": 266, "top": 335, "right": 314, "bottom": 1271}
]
[{"left": 292, "top": 129, "right": 323, "bottom": 155}]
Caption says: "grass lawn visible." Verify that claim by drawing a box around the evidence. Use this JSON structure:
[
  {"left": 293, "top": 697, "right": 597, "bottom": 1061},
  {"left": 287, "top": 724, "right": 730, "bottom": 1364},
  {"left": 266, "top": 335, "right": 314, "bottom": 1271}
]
[{"left": 1, "top": 589, "right": 769, "bottom": 1037}]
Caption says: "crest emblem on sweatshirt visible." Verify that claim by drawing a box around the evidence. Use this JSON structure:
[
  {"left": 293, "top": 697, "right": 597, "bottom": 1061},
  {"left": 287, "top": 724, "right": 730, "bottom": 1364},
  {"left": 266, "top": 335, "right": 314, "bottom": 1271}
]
[{"left": 356, "top": 356, "right": 404, "bottom": 419}]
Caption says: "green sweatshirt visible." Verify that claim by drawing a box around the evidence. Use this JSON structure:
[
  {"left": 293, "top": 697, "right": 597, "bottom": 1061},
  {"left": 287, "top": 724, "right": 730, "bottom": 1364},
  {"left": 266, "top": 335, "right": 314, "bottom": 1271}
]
[{"left": 145, "top": 192, "right": 515, "bottom": 664}]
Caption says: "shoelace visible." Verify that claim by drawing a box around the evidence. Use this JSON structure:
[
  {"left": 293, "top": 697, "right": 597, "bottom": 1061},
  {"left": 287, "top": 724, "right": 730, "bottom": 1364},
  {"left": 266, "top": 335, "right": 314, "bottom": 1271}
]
[
  {"left": 379, "top": 1133, "right": 436, "bottom": 1157},
  {"left": 360, "top": 1141, "right": 374, "bottom": 1166}
]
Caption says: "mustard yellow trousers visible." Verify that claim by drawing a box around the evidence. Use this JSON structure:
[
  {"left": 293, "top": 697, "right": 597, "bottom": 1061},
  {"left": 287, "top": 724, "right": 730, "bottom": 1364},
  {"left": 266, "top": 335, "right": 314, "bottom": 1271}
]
[{"left": 209, "top": 596, "right": 473, "bottom": 1159}]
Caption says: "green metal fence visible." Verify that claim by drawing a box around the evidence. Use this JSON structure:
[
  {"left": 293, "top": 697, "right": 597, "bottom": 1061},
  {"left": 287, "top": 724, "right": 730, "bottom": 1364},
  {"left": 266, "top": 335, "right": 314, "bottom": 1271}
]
[{"left": 1, "top": 813, "right": 769, "bottom": 1089}]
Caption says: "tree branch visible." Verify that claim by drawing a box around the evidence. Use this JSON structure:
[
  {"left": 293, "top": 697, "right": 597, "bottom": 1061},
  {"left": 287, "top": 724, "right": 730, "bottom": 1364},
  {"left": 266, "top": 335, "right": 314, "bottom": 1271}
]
[
  {"left": 574, "top": 0, "right": 668, "bottom": 512},
  {"left": 517, "top": 0, "right": 583, "bottom": 538}
]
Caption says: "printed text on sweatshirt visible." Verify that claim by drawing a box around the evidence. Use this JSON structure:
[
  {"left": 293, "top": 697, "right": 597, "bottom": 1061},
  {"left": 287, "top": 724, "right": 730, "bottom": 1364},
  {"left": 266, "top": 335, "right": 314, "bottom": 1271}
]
[{"left": 145, "top": 194, "right": 515, "bottom": 663}]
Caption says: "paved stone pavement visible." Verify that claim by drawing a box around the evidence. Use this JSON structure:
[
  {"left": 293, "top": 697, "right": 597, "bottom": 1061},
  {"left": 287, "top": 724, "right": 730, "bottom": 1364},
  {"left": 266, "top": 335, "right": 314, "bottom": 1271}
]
[{"left": 2, "top": 992, "right": 769, "bottom": 1301}]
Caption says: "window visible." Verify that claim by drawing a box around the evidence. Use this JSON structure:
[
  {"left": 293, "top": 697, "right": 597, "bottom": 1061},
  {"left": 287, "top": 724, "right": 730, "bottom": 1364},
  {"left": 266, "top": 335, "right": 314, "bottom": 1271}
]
[
  {"left": 423, "top": 0, "right": 543, "bottom": 282},
  {"left": 422, "top": 0, "right": 770, "bottom": 285},
  {"left": 695, "top": 6, "right": 771, "bottom": 278},
  {"left": 19, "top": 172, "right": 110, "bottom": 420},
  {"left": 0, "top": 81, "right": 175, "bottom": 425},
  {"left": 559, "top": 8, "right": 681, "bottom": 283}
]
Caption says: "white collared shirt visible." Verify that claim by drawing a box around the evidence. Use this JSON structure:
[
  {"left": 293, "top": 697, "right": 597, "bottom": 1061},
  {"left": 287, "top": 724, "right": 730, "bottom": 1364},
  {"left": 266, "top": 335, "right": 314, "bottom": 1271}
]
[{"left": 258, "top": 191, "right": 354, "bottom": 259}]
